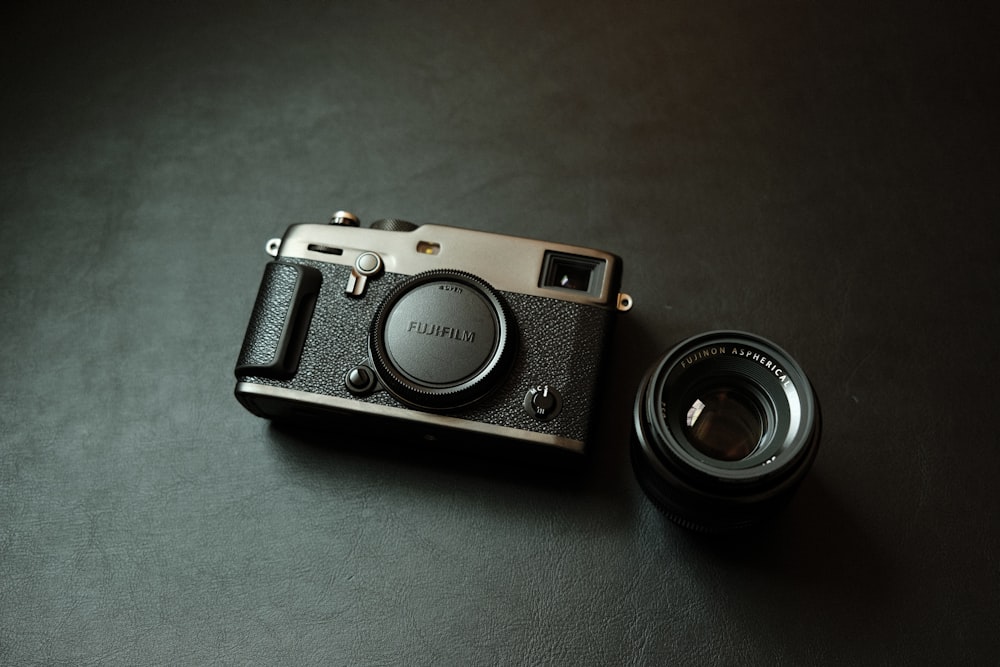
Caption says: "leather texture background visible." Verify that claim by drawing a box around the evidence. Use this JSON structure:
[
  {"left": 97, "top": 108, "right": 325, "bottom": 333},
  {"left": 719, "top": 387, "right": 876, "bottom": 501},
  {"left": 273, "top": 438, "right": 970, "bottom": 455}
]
[{"left": 2, "top": 1, "right": 997, "bottom": 664}]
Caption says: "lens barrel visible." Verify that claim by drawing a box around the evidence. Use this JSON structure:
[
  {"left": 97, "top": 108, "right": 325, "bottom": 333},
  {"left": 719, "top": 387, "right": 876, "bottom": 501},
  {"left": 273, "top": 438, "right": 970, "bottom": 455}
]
[{"left": 631, "top": 331, "right": 820, "bottom": 533}]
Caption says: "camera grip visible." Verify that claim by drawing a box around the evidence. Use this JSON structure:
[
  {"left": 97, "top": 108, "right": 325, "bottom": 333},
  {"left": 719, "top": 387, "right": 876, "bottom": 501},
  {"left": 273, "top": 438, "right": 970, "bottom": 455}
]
[{"left": 235, "top": 261, "right": 322, "bottom": 380}]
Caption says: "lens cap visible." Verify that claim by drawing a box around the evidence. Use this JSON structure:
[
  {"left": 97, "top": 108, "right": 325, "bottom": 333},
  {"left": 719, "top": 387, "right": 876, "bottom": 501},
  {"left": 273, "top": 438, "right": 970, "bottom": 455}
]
[{"left": 370, "top": 270, "right": 516, "bottom": 410}]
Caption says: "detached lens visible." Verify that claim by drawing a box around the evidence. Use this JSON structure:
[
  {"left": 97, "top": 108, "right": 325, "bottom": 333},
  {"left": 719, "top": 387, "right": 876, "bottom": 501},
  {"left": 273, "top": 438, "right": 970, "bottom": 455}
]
[{"left": 631, "top": 331, "right": 821, "bottom": 533}]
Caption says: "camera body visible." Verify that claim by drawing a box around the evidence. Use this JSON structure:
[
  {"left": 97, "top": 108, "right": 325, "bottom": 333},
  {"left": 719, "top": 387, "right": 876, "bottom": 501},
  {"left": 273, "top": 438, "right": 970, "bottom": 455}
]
[{"left": 234, "top": 212, "right": 632, "bottom": 457}]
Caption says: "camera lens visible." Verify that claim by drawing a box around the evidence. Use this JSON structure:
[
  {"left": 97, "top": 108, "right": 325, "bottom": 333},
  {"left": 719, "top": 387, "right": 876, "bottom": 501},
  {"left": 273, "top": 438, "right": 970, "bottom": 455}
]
[
  {"left": 631, "top": 331, "right": 820, "bottom": 533},
  {"left": 370, "top": 270, "right": 516, "bottom": 411}
]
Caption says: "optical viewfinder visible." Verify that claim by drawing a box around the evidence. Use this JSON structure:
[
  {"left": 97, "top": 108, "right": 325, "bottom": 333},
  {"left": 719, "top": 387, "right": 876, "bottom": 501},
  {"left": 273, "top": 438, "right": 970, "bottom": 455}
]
[{"left": 540, "top": 252, "right": 606, "bottom": 297}]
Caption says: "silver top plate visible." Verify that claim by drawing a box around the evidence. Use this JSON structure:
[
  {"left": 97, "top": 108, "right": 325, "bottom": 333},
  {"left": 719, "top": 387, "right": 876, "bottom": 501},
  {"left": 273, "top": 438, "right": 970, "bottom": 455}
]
[{"left": 272, "top": 222, "right": 626, "bottom": 308}]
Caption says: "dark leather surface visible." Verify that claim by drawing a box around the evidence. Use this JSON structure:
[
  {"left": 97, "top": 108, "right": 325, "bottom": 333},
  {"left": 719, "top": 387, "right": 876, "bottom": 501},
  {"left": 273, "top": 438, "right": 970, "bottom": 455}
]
[{"left": 3, "top": 1, "right": 997, "bottom": 663}]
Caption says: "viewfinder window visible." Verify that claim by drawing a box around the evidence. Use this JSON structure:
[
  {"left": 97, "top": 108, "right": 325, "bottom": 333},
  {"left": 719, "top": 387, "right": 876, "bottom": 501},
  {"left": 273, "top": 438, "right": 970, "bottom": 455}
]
[{"left": 540, "top": 252, "right": 605, "bottom": 297}]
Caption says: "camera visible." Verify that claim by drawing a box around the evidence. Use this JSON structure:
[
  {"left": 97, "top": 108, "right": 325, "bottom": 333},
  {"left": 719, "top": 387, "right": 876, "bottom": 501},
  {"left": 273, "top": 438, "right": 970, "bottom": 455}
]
[
  {"left": 631, "top": 331, "right": 821, "bottom": 532},
  {"left": 234, "top": 211, "right": 633, "bottom": 458}
]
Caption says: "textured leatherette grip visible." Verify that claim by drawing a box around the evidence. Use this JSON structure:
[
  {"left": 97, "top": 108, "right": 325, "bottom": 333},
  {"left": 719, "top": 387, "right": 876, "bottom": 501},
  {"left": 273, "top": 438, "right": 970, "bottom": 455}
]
[{"left": 236, "top": 261, "right": 322, "bottom": 380}]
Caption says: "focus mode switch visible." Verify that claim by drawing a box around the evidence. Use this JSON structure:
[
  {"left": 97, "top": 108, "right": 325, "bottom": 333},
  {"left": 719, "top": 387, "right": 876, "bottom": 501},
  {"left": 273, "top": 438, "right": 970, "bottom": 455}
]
[{"left": 524, "top": 384, "right": 562, "bottom": 421}]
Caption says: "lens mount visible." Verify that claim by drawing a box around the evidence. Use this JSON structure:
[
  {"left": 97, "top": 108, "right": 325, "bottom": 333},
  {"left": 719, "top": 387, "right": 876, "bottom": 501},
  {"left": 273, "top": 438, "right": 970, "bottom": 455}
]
[
  {"left": 369, "top": 270, "right": 516, "bottom": 411},
  {"left": 632, "top": 331, "right": 821, "bottom": 532}
]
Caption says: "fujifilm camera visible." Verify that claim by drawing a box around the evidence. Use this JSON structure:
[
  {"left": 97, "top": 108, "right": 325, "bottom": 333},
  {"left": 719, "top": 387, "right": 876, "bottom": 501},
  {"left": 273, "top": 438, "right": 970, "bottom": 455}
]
[{"left": 234, "top": 211, "right": 632, "bottom": 457}]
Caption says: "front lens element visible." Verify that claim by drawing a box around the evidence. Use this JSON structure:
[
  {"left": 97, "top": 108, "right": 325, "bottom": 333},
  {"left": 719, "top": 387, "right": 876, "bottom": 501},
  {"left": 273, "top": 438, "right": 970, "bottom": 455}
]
[{"left": 685, "top": 388, "right": 764, "bottom": 462}]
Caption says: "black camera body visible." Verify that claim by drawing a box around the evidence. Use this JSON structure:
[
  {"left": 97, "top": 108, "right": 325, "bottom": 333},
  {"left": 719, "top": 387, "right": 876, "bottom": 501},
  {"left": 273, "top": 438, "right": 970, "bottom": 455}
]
[{"left": 234, "top": 212, "right": 632, "bottom": 457}]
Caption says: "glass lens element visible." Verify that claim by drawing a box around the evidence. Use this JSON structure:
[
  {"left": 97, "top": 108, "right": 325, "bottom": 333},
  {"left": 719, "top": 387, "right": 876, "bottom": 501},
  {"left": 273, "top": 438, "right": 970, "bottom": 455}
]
[{"left": 684, "top": 389, "right": 764, "bottom": 461}]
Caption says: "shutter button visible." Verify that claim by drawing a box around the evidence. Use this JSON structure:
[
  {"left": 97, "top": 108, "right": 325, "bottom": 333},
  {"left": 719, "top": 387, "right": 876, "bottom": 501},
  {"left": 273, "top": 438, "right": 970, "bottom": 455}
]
[{"left": 524, "top": 385, "right": 562, "bottom": 421}]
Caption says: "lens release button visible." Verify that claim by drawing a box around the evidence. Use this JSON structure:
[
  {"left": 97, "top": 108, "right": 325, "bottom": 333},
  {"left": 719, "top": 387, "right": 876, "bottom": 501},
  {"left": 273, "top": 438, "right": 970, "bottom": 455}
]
[
  {"left": 524, "top": 385, "right": 562, "bottom": 421},
  {"left": 345, "top": 365, "right": 377, "bottom": 395}
]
